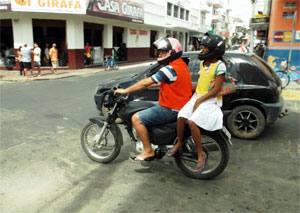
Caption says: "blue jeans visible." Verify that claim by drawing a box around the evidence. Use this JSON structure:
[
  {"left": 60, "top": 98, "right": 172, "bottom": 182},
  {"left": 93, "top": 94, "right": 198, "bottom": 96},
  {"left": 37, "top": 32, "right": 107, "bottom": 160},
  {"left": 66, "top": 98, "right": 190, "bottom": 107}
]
[{"left": 137, "top": 105, "right": 178, "bottom": 126}]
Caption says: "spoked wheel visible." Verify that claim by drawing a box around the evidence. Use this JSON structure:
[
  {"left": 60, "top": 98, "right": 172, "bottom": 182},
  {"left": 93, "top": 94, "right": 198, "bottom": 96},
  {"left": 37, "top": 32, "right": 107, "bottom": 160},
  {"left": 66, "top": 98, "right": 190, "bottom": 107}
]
[
  {"left": 276, "top": 71, "right": 290, "bottom": 88},
  {"left": 175, "top": 133, "right": 229, "bottom": 180},
  {"left": 81, "top": 122, "right": 121, "bottom": 163}
]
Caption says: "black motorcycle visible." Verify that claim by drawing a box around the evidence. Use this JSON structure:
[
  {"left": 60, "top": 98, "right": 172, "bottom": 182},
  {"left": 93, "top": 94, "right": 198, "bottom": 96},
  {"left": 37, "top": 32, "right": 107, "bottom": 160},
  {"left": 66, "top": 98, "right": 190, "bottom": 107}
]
[{"left": 81, "top": 89, "right": 232, "bottom": 179}]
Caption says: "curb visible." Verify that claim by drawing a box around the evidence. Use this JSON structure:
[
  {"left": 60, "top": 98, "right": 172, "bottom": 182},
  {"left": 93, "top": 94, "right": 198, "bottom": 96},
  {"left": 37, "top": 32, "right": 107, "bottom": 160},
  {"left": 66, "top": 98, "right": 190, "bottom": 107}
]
[{"left": 0, "top": 61, "right": 154, "bottom": 82}]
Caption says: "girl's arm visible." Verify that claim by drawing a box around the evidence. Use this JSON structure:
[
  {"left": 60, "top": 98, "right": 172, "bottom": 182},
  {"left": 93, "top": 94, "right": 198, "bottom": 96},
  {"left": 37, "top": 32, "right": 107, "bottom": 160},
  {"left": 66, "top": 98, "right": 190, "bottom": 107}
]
[{"left": 193, "top": 74, "right": 225, "bottom": 112}]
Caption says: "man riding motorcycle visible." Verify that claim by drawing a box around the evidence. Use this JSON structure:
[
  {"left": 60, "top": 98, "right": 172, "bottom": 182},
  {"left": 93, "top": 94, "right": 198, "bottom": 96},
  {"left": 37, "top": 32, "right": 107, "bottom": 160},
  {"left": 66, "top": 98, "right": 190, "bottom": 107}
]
[{"left": 115, "top": 37, "right": 192, "bottom": 161}]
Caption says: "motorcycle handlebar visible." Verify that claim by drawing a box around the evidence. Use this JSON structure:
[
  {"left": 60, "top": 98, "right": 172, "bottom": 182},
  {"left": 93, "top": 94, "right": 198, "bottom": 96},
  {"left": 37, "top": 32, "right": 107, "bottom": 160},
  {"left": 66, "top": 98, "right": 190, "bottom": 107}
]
[{"left": 111, "top": 87, "right": 129, "bottom": 102}]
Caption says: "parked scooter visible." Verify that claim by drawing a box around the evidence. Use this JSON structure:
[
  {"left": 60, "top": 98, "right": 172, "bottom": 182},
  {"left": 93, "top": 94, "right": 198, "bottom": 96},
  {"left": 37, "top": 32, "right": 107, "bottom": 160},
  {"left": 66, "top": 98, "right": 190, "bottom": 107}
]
[{"left": 81, "top": 89, "right": 232, "bottom": 179}]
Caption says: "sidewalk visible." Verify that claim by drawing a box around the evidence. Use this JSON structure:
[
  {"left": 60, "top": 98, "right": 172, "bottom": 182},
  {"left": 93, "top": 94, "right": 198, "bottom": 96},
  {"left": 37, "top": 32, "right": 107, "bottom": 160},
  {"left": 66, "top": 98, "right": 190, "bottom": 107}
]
[{"left": 0, "top": 61, "right": 154, "bottom": 82}]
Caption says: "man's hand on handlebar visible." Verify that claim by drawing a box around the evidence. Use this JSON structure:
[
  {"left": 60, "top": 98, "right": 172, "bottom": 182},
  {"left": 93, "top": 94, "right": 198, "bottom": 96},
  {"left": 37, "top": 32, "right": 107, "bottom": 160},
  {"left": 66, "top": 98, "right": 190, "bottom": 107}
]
[{"left": 114, "top": 88, "right": 128, "bottom": 95}]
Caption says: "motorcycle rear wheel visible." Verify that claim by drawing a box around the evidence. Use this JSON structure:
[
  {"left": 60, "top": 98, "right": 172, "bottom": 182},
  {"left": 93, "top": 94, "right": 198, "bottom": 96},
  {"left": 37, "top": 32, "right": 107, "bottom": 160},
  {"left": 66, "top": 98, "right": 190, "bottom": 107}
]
[
  {"left": 175, "top": 132, "right": 229, "bottom": 179},
  {"left": 81, "top": 121, "right": 121, "bottom": 163}
]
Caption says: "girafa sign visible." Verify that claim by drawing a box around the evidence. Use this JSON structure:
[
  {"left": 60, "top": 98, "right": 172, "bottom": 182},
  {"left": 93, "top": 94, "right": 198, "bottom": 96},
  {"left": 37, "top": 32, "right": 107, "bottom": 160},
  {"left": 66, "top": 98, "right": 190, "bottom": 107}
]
[{"left": 11, "top": 0, "right": 86, "bottom": 14}]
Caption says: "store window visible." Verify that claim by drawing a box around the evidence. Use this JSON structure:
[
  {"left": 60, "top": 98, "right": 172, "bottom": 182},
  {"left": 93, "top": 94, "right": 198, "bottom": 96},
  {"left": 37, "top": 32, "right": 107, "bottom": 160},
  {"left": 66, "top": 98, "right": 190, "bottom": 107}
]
[
  {"left": 201, "top": 11, "right": 206, "bottom": 25},
  {"left": 186, "top": 10, "right": 189, "bottom": 21},
  {"left": 174, "top": 5, "right": 178, "bottom": 18},
  {"left": 0, "top": 19, "right": 14, "bottom": 68},
  {"left": 167, "top": 2, "right": 172, "bottom": 16},
  {"left": 179, "top": 32, "right": 184, "bottom": 45},
  {"left": 213, "top": 8, "right": 218, "bottom": 15},
  {"left": 284, "top": 2, "right": 296, "bottom": 9},
  {"left": 166, "top": 30, "right": 171, "bottom": 37},
  {"left": 180, "top": 8, "right": 184, "bottom": 19},
  {"left": 283, "top": 11, "right": 295, "bottom": 19},
  {"left": 84, "top": 22, "right": 103, "bottom": 65},
  {"left": 32, "top": 19, "right": 67, "bottom": 67}
]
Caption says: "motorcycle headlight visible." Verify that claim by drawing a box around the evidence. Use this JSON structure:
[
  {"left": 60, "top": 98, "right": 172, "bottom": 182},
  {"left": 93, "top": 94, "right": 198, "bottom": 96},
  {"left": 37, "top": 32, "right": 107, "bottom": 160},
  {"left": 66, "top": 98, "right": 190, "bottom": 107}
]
[{"left": 103, "top": 92, "right": 115, "bottom": 108}]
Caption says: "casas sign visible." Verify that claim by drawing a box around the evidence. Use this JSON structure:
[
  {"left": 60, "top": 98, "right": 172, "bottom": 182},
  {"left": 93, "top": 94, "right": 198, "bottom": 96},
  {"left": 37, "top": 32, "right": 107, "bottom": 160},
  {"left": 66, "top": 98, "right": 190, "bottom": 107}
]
[{"left": 88, "top": 0, "right": 144, "bottom": 23}]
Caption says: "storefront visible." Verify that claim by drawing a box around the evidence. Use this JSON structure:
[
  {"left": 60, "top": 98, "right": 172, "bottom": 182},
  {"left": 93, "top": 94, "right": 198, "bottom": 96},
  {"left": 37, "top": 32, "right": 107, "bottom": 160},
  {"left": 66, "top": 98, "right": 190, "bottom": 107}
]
[
  {"left": 0, "top": 0, "right": 204, "bottom": 70},
  {"left": 0, "top": 0, "right": 86, "bottom": 69},
  {"left": 86, "top": 0, "right": 148, "bottom": 63},
  {"left": 32, "top": 19, "right": 67, "bottom": 66},
  {"left": 266, "top": 0, "right": 300, "bottom": 70}
]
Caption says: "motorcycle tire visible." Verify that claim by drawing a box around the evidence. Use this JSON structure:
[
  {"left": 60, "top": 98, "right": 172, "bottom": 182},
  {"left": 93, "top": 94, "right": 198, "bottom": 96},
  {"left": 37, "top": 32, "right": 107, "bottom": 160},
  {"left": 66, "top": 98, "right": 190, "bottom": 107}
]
[
  {"left": 175, "top": 132, "right": 229, "bottom": 180},
  {"left": 81, "top": 121, "right": 122, "bottom": 163}
]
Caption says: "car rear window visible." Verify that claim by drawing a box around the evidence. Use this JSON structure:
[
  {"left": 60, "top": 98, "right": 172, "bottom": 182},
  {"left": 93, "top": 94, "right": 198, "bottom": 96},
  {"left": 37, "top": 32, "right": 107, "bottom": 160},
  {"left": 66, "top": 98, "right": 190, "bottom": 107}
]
[
  {"left": 187, "top": 54, "right": 236, "bottom": 82},
  {"left": 231, "top": 56, "right": 269, "bottom": 86},
  {"left": 251, "top": 55, "right": 279, "bottom": 80}
]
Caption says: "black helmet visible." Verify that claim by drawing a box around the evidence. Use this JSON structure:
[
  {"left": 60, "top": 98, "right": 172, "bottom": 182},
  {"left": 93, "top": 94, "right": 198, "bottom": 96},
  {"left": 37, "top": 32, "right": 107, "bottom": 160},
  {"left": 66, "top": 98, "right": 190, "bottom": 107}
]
[
  {"left": 198, "top": 32, "right": 225, "bottom": 60},
  {"left": 153, "top": 37, "right": 183, "bottom": 64}
]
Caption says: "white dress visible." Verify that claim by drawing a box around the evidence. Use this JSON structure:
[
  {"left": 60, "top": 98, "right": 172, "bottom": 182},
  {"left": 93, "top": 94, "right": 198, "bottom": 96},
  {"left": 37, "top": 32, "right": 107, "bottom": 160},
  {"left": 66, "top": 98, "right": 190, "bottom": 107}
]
[{"left": 178, "top": 93, "right": 223, "bottom": 131}]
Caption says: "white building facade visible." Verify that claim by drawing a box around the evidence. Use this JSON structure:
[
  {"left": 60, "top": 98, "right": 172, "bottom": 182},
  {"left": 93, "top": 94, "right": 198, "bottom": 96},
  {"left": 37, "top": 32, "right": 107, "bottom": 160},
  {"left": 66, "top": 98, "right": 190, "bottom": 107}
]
[{"left": 0, "top": 0, "right": 212, "bottom": 69}]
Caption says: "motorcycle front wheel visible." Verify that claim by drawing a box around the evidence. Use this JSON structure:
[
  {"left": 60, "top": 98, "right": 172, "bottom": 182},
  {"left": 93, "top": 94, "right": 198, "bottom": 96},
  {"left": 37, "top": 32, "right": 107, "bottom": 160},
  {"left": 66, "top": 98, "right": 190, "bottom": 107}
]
[
  {"left": 81, "top": 121, "right": 122, "bottom": 163},
  {"left": 175, "top": 132, "right": 229, "bottom": 180}
]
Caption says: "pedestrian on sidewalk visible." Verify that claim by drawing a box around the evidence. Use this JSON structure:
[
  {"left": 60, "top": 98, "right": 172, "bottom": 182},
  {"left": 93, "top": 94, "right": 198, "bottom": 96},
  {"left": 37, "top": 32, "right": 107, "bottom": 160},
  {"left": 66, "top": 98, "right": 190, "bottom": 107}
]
[
  {"left": 15, "top": 46, "right": 24, "bottom": 76},
  {"left": 21, "top": 44, "right": 33, "bottom": 77},
  {"left": 49, "top": 43, "right": 58, "bottom": 74},
  {"left": 33, "top": 42, "right": 41, "bottom": 76}
]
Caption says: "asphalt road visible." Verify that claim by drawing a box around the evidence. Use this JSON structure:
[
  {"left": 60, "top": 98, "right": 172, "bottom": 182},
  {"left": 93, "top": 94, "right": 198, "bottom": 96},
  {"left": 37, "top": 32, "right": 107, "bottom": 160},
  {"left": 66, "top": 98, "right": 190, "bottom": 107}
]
[{"left": 0, "top": 69, "right": 299, "bottom": 213}]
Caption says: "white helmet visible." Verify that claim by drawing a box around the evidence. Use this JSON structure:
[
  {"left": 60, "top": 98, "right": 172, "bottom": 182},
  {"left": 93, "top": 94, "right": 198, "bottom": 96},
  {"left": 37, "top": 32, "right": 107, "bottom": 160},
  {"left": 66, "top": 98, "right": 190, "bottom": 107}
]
[{"left": 153, "top": 37, "right": 183, "bottom": 63}]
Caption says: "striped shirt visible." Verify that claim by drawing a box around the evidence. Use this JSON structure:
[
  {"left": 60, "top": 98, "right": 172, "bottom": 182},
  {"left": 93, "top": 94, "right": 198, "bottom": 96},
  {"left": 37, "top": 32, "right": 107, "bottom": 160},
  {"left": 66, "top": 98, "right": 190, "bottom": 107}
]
[{"left": 151, "top": 65, "right": 177, "bottom": 84}]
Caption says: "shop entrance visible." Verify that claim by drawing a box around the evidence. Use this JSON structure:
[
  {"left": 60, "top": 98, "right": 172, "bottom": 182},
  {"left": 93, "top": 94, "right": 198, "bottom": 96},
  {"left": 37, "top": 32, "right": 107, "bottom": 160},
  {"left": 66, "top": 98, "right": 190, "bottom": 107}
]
[
  {"left": 84, "top": 22, "right": 103, "bottom": 65},
  {"left": 0, "top": 19, "right": 14, "bottom": 67},
  {"left": 150, "top": 30, "right": 157, "bottom": 58},
  {"left": 113, "top": 26, "right": 126, "bottom": 61},
  {"left": 32, "top": 19, "right": 66, "bottom": 66}
]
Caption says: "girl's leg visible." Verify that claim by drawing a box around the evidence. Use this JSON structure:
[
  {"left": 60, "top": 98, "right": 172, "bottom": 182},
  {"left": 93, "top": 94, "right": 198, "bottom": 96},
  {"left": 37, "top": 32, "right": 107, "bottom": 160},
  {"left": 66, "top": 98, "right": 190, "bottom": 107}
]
[
  {"left": 167, "top": 117, "right": 187, "bottom": 156},
  {"left": 187, "top": 120, "right": 206, "bottom": 170}
]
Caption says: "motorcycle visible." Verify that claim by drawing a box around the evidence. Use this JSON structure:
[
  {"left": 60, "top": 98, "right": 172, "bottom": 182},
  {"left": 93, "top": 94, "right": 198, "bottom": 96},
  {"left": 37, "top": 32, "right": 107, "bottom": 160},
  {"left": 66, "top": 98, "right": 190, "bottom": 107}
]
[{"left": 81, "top": 89, "right": 232, "bottom": 179}]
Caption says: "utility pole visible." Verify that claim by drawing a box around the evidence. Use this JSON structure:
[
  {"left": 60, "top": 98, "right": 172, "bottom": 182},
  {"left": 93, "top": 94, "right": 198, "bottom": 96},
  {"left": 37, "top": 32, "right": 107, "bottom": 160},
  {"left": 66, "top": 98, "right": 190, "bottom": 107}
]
[
  {"left": 288, "top": 11, "right": 297, "bottom": 67},
  {"left": 249, "top": 0, "right": 257, "bottom": 52}
]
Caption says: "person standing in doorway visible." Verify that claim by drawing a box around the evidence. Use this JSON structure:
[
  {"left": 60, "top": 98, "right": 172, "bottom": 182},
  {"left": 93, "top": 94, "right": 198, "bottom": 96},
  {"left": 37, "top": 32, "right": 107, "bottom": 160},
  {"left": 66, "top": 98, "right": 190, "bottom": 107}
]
[
  {"left": 49, "top": 43, "right": 58, "bottom": 73},
  {"left": 84, "top": 42, "right": 92, "bottom": 65},
  {"left": 21, "top": 44, "right": 33, "bottom": 77},
  {"left": 44, "top": 43, "right": 50, "bottom": 66},
  {"left": 33, "top": 43, "right": 41, "bottom": 76},
  {"left": 15, "top": 46, "right": 23, "bottom": 76}
]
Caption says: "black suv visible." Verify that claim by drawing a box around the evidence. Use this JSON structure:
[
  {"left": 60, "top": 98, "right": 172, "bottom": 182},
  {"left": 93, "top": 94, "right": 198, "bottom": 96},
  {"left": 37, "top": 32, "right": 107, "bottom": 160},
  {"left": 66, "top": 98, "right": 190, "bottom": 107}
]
[{"left": 94, "top": 52, "right": 285, "bottom": 139}]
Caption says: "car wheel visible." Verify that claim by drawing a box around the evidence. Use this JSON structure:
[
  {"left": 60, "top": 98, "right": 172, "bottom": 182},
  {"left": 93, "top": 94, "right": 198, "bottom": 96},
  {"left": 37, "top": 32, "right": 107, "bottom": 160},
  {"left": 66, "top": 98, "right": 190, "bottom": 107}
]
[{"left": 227, "top": 105, "right": 266, "bottom": 139}]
